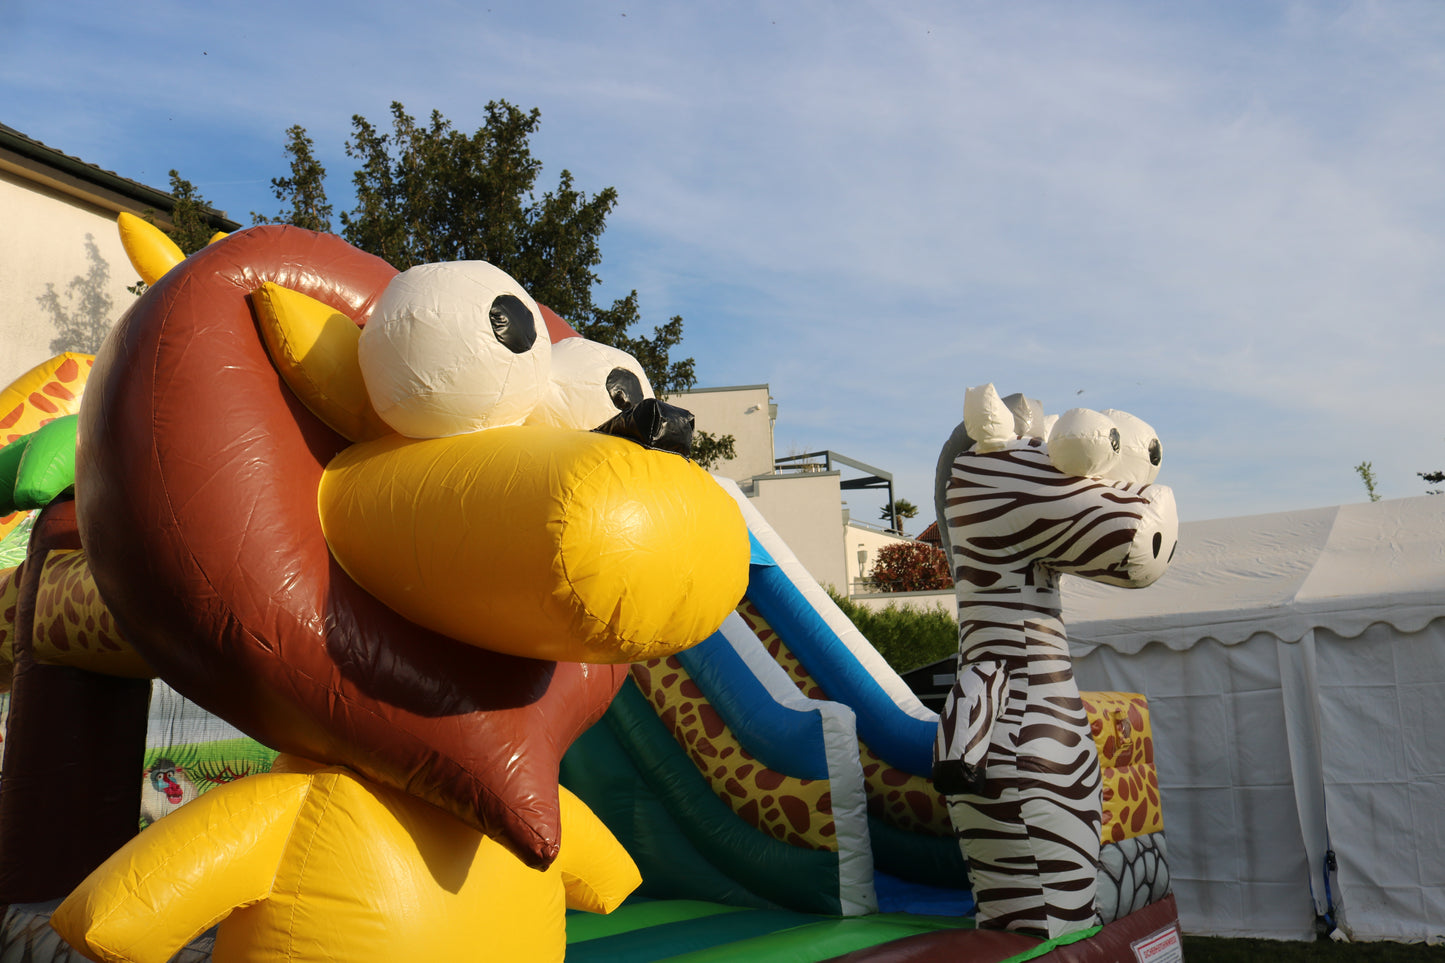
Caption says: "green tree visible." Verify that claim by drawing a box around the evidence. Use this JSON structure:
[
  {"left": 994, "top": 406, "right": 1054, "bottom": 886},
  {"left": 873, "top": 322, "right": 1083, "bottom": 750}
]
[
  {"left": 1420, "top": 470, "right": 1443, "bottom": 495},
  {"left": 253, "top": 125, "right": 331, "bottom": 231},
  {"left": 340, "top": 102, "right": 544, "bottom": 270},
  {"left": 868, "top": 541, "right": 951, "bottom": 593},
  {"left": 165, "top": 171, "right": 222, "bottom": 256},
  {"left": 266, "top": 101, "right": 696, "bottom": 393},
  {"left": 691, "top": 430, "right": 736, "bottom": 471},
  {"left": 879, "top": 498, "right": 919, "bottom": 534},
  {"left": 1355, "top": 461, "right": 1381, "bottom": 503}
]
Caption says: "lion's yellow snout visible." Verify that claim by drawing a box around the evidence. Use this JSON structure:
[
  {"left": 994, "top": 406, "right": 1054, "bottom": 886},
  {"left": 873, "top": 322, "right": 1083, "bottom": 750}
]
[{"left": 319, "top": 424, "right": 749, "bottom": 663}]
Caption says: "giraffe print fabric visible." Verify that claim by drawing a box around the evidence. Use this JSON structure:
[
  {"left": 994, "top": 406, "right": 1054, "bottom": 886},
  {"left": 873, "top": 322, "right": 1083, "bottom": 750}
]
[
  {"left": 0, "top": 353, "right": 93, "bottom": 543},
  {"left": 933, "top": 384, "right": 1177, "bottom": 940},
  {"left": 630, "top": 656, "right": 840, "bottom": 851},
  {"left": 1084, "top": 691, "right": 1165, "bottom": 843}
]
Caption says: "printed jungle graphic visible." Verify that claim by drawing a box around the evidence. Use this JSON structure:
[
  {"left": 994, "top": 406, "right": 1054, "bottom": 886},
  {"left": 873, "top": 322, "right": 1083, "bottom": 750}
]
[
  {"left": 0, "top": 671, "right": 276, "bottom": 830},
  {"left": 139, "top": 739, "right": 278, "bottom": 828}
]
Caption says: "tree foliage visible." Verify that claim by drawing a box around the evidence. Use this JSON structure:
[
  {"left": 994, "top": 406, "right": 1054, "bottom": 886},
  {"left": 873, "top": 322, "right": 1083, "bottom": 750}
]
[
  {"left": 580, "top": 290, "right": 695, "bottom": 397},
  {"left": 1420, "top": 470, "right": 1443, "bottom": 495},
  {"left": 868, "top": 541, "right": 951, "bottom": 593},
  {"left": 1355, "top": 461, "right": 1381, "bottom": 503},
  {"left": 879, "top": 498, "right": 920, "bottom": 534},
  {"left": 340, "top": 102, "right": 552, "bottom": 270},
  {"left": 253, "top": 125, "right": 331, "bottom": 231},
  {"left": 825, "top": 587, "right": 957, "bottom": 673},
  {"left": 165, "top": 171, "right": 223, "bottom": 256},
  {"left": 692, "top": 429, "right": 736, "bottom": 471},
  {"left": 259, "top": 101, "right": 695, "bottom": 393}
]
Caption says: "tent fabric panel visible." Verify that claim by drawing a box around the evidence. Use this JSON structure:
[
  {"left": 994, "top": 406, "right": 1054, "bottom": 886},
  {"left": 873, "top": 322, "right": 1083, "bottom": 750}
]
[
  {"left": 1072, "top": 635, "right": 1318, "bottom": 940},
  {"left": 1064, "top": 497, "right": 1445, "bottom": 655},
  {"left": 1298, "top": 497, "right": 1445, "bottom": 603},
  {"left": 1315, "top": 620, "right": 1445, "bottom": 943},
  {"left": 1075, "top": 617, "right": 1445, "bottom": 943}
]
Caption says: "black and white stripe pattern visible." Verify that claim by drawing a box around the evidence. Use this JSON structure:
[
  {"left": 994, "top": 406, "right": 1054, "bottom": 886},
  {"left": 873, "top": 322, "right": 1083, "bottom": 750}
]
[{"left": 933, "top": 437, "right": 1176, "bottom": 939}]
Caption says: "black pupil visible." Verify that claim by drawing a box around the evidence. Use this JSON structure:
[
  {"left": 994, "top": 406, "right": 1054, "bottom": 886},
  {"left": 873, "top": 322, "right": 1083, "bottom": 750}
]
[
  {"left": 489, "top": 294, "right": 537, "bottom": 354},
  {"left": 1148, "top": 438, "right": 1162, "bottom": 466},
  {"left": 605, "top": 367, "right": 645, "bottom": 410},
  {"left": 1109, "top": 428, "right": 1120, "bottom": 453}
]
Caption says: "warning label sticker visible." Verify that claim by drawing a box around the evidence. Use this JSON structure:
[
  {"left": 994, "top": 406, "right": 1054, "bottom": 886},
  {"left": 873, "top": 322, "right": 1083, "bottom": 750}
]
[{"left": 1131, "top": 924, "right": 1183, "bottom": 963}]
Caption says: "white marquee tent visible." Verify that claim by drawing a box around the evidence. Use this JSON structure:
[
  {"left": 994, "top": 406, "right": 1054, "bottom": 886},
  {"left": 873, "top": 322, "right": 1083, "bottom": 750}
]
[{"left": 1063, "top": 495, "right": 1445, "bottom": 943}]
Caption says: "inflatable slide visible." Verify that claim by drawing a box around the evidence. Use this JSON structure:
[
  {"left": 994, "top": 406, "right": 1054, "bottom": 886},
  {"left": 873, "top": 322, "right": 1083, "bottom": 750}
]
[{"left": 559, "top": 478, "right": 1178, "bottom": 961}]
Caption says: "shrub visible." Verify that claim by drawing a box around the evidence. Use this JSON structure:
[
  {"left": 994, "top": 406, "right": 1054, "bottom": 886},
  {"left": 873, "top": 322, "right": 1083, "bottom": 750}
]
[
  {"left": 826, "top": 587, "right": 958, "bottom": 673},
  {"left": 868, "top": 541, "right": 951, "bottom": 593}
]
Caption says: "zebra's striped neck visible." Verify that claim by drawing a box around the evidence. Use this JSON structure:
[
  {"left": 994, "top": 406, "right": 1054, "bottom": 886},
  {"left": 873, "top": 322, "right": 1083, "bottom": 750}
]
[{"left": 954, "top": 578, "right": 1069, "bottom": 665}]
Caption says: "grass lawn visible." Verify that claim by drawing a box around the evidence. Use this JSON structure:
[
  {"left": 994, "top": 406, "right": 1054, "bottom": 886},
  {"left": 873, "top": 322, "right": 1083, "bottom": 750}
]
[{"left": 1183, "top": 937, "right": 1445, "bottom": 961}]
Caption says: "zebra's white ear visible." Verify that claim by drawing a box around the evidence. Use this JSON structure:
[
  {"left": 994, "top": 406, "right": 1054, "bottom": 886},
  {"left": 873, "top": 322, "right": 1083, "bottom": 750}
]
[
  {"left": 963, "top": 384, "right": 1014, "bottom": 452},
  {"left": 1047, "top": 408, "right": 1121, "bottom": 477}
]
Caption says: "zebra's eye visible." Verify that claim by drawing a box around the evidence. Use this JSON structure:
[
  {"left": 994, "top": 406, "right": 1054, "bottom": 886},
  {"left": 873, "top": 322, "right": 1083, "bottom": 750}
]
[
  {"left": 1047, "top": 408, "right": 1121, "bottom": 478},
  {"left": 1101, "top": 409, "right": 1162, "bottom": 485}
]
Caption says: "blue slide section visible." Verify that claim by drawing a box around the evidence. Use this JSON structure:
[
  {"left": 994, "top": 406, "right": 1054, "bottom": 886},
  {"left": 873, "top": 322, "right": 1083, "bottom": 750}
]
[
  {"left": 673, "top": 630, "right": 830, "bottom": 780},
  {"left": 742, "top": 539, "right": 936, "bottom": 777}
]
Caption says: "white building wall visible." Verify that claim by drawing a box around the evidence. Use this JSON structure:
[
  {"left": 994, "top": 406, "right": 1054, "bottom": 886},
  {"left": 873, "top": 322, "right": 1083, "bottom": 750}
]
[
  {"left": 670, "top": 383, "right": 926, "bottom": 599},
  {"left": 749, "top": 471, "right": 849, "bottom": 592},
  {"left": 844, "top": 522, "right": 919, "bottom": 595},
  {"left": 849, "top": 590, "right": 956, "bottom": 616},
  {"left": 672, "top": 385, "right": 774, "bottom": 483},
  {"left": 0, "top": 171, "right": 139, "bottom": 384}
]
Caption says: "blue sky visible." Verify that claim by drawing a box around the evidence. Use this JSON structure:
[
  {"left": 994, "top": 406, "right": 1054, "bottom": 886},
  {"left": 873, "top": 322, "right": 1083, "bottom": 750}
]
[{"left": 5, "top": 0, "right": 1444, "bottom": 524}]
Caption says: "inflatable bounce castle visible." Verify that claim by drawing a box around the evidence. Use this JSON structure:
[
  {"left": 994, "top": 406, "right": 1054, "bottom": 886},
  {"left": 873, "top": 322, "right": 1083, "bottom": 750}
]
[{"left": 0, "top": 215, "right": 1184, "bottom": 961}]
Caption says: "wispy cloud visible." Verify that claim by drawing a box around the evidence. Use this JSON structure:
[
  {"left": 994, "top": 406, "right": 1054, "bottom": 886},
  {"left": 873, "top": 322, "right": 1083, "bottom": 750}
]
[{"left": 5, "top": 0, "right": 1443, "bottom": 519}]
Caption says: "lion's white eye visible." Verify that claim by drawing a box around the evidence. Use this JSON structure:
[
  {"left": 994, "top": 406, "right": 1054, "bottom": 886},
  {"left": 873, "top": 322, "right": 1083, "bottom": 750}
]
[
  {"left": 1101, "top": 409, "right": 1162, "bottom": 484},
  {"left": 1047, "top": 408, "right": 1121, "bottom": 477},
  {"left": 358, "top": 262, "right": 551, "bottom": 438},
  {"left": 526, "top": 337, "right": 654, "bottom": 430}
]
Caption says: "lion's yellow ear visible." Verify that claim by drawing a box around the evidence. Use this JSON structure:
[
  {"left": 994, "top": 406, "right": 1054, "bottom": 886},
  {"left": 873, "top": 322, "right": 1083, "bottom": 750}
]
[
  {"left": 118, "top": 212, "right": 185, "bottom": 285},
  {"left": 251, "top": 283, "right": 392, "bottom": 443}
]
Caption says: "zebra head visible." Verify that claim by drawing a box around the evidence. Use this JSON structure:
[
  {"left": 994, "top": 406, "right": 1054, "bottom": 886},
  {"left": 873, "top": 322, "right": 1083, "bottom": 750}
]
[{"left": 934, "top": 384, "right": 1178, "bottom": 595}]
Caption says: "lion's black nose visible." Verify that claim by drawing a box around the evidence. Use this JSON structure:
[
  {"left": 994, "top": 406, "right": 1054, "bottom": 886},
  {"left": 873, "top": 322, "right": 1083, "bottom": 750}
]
[{"left": 593, "top": 397, "right": 696, "bottom": 457}]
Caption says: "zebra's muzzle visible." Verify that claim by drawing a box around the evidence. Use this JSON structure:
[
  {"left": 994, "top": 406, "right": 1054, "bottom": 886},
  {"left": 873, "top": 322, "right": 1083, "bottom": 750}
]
[{"left": 1117, "top": 483, "right": 1178, "bottom": 588}]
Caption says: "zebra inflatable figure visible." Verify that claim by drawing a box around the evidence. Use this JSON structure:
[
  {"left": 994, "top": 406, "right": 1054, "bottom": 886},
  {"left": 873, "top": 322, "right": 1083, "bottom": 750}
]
[{"left": 932, "top": 384, "right": 1177, "bottom": 940}]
